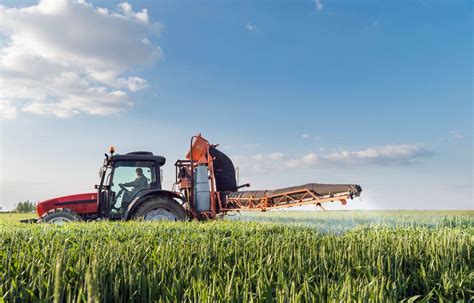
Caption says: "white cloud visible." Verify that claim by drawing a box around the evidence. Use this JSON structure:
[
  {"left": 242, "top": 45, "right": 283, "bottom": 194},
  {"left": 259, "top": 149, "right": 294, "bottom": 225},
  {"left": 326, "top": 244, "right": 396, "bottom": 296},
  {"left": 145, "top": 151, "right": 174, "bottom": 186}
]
[
  {"left": 118, "top": 2, "right": 149, "bottom": 22},
  {"left": 22, "top": 88, "right": 132, "bottom": 118},
  {"left": 0, "top": 100, "right": 17, "bottom": 120},
  {"left": 301, "top": 133, "right": 321, "bottom": 140},
  {"left": 118, "top": 77, "right": 149, "bottom": 92},
  {"left": 448, "top": 130, "right": 464, "bottom": 140},
  {"left": 245, "top": 22, "right": 257, "bottom": 32},
  {"left": 253, "top": 153, "right": 284, "bottom": 161},
  {"left": 314, "top": 0, "right": 323, "bottom": 11},
  {"left": 232, "top": 145, "right": 433, "bottom": 174},
  {"left": 324, "top": 145, "right": 433, "bottom": 165},
  {"left": 0, "top": 0, "right": 161, "bottom": 118}
]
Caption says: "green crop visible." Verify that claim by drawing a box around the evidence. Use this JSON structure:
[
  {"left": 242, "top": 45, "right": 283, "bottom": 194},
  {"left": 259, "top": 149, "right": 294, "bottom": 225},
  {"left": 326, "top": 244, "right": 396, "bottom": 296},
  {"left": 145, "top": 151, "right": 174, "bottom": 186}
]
[{"left": 0, "top": 211, "right": 473, "bottom": 302}]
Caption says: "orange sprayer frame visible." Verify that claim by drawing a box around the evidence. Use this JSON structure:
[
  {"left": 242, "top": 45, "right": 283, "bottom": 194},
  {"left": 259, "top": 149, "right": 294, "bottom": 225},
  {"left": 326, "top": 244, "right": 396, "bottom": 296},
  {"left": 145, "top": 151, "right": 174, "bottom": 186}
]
[{"left": 175, "top": 134, "right": 356, "bottom": 220}]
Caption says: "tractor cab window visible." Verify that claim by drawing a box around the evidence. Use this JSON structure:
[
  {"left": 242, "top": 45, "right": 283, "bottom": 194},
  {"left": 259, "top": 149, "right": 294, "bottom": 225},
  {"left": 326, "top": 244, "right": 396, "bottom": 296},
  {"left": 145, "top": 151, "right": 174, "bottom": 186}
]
[{"left": 110, "top": 161, "right": 156, "bottom": 212}]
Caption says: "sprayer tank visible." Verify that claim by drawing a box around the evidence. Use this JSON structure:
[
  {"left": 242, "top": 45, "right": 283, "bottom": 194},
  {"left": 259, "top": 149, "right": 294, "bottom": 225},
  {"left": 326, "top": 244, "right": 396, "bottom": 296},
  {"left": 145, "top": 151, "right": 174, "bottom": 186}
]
[{"left": 194, "top": 165, "right": 211, "bottom": 212}]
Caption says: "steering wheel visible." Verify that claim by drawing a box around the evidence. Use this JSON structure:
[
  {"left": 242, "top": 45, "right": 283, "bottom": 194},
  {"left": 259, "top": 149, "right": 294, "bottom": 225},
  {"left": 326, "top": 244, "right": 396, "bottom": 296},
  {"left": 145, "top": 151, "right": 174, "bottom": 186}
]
[
  {"left": 112, "top": 185, "right": 130, "bottom": 211},
  {"left": 119, "top": 184, "right": 130, "bottom": 192}
]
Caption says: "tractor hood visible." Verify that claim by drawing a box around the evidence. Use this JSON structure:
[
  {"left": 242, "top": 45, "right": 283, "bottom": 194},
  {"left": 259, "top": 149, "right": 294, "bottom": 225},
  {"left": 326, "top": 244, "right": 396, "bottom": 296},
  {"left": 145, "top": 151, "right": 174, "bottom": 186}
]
[{"left": 37, "top": 193, "right": 98, "bottom": 217}]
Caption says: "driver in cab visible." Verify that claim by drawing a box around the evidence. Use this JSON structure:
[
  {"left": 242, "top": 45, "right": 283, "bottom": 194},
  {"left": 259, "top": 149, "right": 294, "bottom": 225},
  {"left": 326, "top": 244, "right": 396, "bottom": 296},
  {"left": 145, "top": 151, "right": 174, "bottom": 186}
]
[{"left": 120, "top": 168, "right": 149, "bottom": 194}]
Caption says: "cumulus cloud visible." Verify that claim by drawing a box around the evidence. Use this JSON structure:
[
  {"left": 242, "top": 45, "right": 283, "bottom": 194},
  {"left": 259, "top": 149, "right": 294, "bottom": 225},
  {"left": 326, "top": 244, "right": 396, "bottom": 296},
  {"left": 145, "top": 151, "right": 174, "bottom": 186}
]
[
  {"left": 0, "top": 0, "right": 161, "bottom": 118},
  {"left": 314, "top": 0, "right": 323, "bottom": 11},
  {"left": 253, "top": 153, "right": 285, "bottom": 161},
  {"left": 232, "top": 145, "right": 433, "bottom": 173},
  {"left": 324, "top": 145, "right": 433, "bottom": 165},
  {"left": 448, "top": 130, "right": 464, "bottom": 140},
  {"left": 245, "top": 22, "right": 257, "bottom": 32},
  {"left": 118, "top": 77, "right": 149, "bottom": 92},
  {"left": 301, "top": 133, "right": 320, "bottom": 140},
  {"left": 0, "top": 100, "right": 16, "bottom": 120}
]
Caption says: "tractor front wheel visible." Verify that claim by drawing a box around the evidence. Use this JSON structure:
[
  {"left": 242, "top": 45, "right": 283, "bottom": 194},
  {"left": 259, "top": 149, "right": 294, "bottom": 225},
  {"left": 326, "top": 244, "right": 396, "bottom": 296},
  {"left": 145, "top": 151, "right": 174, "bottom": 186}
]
[
  {"left": 132, "top": 197, "right": 187, "bottom": 221},
  {"left": 39, "top": 209, "right": 82, "bottom": 224}
]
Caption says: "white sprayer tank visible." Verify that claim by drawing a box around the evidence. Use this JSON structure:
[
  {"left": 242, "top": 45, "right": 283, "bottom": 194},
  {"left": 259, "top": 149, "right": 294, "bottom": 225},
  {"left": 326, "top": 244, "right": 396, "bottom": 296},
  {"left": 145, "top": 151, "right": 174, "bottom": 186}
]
[{"left": 194, "top": 165, "right": 211, "bottom": 212}]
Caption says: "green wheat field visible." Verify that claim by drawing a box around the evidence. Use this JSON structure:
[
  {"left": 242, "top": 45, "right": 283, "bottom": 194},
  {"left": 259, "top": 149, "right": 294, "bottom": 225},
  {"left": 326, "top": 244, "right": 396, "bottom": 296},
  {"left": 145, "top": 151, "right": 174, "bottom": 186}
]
[{"left": 1, "top": 211, "right": 473, "bottom": 302}]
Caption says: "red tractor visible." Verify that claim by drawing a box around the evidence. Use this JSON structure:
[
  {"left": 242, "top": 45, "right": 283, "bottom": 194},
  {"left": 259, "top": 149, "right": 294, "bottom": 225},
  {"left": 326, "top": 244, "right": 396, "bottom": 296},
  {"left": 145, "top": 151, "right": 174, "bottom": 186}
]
[{"left": 31, "top": 134, "right": 362, "bottom": 223}]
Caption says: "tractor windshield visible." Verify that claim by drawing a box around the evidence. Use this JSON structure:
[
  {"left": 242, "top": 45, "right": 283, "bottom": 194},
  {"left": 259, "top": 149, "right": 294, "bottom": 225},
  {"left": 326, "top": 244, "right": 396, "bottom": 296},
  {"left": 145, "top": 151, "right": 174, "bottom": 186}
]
[{"left": 110, "top": 161, "right": 156, "bottom": 212}]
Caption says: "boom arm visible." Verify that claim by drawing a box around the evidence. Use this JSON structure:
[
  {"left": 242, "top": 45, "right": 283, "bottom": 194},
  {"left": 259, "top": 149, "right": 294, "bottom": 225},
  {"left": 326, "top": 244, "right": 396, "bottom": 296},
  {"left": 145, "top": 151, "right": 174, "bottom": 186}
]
[{"left": 175, "top": 134, "right": 362, "bottom": 220}]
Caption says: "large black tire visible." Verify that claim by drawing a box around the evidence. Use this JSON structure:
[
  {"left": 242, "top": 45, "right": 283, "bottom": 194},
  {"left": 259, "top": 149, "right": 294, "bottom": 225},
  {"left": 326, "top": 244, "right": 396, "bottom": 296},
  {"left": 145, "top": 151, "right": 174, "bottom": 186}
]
[
  {"left": 39, "top": 209, "right": 82, "bottom": 224},
  {"left": 132, "top": 196, "right": 187, "bottom": 221}
]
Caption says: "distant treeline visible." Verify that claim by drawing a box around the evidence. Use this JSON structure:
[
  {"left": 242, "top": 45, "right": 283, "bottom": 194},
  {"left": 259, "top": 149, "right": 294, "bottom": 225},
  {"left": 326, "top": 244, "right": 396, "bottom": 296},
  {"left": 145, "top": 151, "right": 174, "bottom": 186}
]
[{"left": 13, "top": 201, "right": 37, "bottom": 212}]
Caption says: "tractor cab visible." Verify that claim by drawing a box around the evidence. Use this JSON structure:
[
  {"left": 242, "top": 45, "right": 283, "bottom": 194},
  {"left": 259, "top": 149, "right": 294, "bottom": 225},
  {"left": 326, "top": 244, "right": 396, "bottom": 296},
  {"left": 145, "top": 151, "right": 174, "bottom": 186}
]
[{"left": 97, "top": 149, "right": 166, "bottom": 219}]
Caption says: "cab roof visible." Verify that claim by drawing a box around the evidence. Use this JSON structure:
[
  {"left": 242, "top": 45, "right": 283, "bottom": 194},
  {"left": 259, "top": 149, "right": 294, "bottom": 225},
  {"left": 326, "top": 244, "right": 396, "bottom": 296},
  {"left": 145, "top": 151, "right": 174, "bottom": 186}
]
[{"left": 111, "top": 152, "right": 166, "bottom": 166}]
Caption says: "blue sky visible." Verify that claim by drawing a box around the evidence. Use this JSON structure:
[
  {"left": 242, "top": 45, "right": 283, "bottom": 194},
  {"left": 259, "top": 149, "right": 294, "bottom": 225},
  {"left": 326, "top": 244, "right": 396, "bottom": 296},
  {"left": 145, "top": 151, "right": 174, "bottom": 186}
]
[{"left": 0, "top": 0, "right": 472, "bottom": 210}]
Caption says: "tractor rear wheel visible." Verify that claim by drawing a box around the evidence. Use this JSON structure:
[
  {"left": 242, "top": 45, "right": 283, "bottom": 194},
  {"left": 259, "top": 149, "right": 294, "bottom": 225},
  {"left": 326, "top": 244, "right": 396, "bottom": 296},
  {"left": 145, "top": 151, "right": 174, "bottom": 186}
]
[
  {"left": 40, "top": 209, "right": 82, "bottom": 224},
  {"left": 132, "top": 196, "right": 187, "bottom": 221}
]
